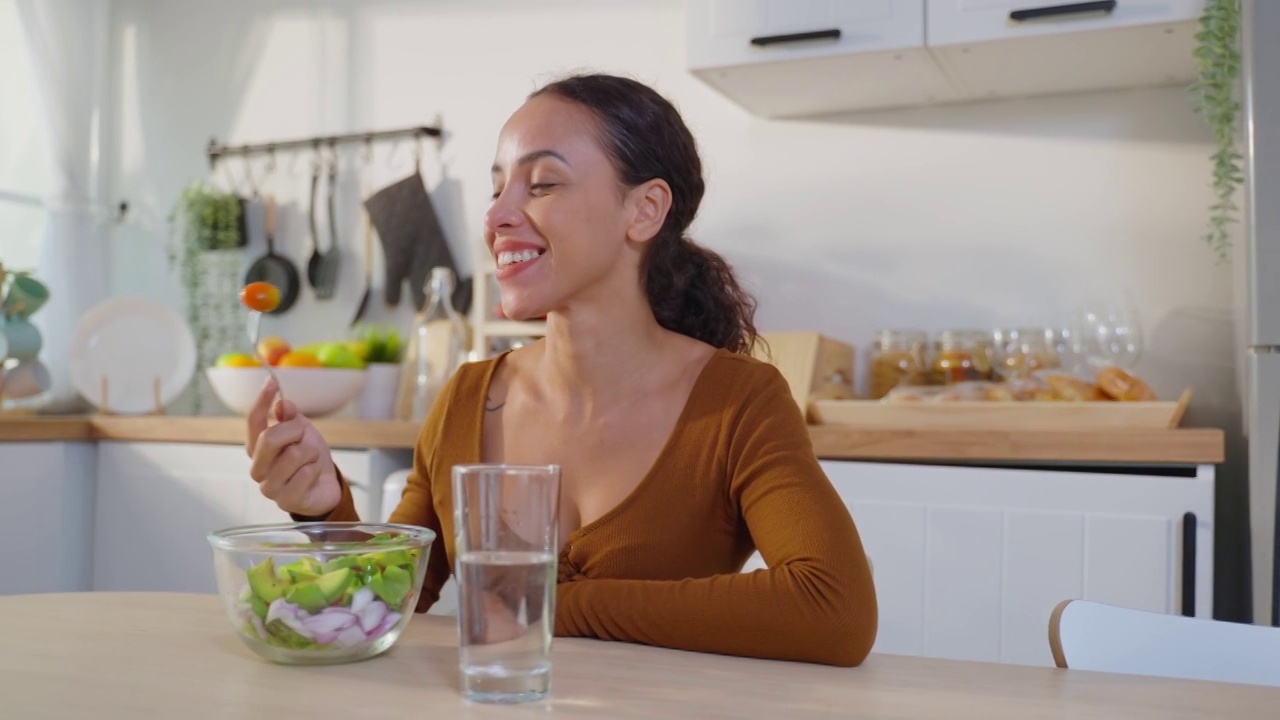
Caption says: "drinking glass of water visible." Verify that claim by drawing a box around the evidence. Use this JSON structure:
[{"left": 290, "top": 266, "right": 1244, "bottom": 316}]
[{"left": 452, "top": 464, "right": 561, "bottom": 704}]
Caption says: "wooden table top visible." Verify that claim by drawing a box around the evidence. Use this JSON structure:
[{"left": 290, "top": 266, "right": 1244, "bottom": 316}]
[
  {"left": 1, "top": 592, "right": 1274, "bottom": 718},
  {"left": 0, "top": 415, "right": 1226, "bottom": 464}
]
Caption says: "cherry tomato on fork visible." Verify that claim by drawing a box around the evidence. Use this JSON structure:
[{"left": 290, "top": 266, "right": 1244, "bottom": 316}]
[{"left": 240, "top": 282, "right": 281, "bottom": 313}]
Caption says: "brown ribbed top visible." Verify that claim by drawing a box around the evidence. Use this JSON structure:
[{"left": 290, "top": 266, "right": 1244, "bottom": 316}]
[{"left": 323, "top": 349, "right": 878, "bottom": 666}]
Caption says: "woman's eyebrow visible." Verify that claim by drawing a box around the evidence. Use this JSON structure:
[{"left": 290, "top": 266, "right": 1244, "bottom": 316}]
[{"left": 491, "top": 149, "right": 571, "bottom": 174}]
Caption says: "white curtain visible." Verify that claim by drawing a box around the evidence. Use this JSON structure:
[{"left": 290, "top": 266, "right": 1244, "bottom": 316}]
[{"left": 16, "top": 0, "right": 112, "bottom": 411}]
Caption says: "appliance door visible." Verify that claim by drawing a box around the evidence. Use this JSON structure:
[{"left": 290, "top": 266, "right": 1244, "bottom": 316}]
[
  {"left": 1246, "top": 0, "right": 1280, "bottom": 348},
  {"left": 1248, "top": 351, "right": 1280, "bottom": 626}
]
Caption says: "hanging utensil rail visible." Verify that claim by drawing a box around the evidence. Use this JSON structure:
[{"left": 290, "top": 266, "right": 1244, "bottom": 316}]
[{"left": 206, "top": 124, "right": 443, "bottom": 168}]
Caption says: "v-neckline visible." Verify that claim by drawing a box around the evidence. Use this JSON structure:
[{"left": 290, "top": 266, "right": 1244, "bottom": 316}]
[{"left": 470, "top": 346, "right": 728, "bottom": 547}]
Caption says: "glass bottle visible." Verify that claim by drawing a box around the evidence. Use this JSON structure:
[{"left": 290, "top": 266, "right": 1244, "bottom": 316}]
[{"left": 396, "top": 267, "right": 470, "bottom": 421}]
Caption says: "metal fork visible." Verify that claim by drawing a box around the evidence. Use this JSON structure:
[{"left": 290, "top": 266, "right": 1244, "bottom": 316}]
[{"left": 248, "top": 310, "right": 285, "bottom": 407}]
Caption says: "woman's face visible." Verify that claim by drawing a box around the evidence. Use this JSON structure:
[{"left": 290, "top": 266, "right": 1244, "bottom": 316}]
[{"left": 484, "top": 94, "right": 638, "bottom": 321}]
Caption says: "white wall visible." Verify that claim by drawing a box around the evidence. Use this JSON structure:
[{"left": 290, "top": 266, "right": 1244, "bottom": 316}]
[
  {"left": 100, "top": 0, "right": 1251, "bottom": 619},
  {"left": 105, "top": 0, "right": 1231, "bottom": 403}
]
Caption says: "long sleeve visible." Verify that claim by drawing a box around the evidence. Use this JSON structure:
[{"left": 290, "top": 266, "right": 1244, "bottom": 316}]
[
  {"left": 553, "top": 363, "right": 878, "bottom": 667},
  {"left": 291, "top": 372, "right": 463, "bottom": 615}
]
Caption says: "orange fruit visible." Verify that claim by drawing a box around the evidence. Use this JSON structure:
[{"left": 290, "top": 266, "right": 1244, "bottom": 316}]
[
  {"left": 215, "top": 352, "right": 261, "bottom": 368},
  {"left": 277, "top": 350, "right": 321, "bottom": 368},
  {"left": 240, "top": 282, "right": 281, "bottom": 313},
  {"left": 256, "top": 336, "right": 290, "bottom": 366}
]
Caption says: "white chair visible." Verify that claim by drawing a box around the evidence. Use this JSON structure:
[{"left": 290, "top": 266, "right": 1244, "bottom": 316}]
[{"left": 1048, "top": 599, "right": 1280, "bottom": 687}]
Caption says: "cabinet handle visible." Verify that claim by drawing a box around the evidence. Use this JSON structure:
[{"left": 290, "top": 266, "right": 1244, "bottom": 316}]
[
  {"left": 1009, "top": 1, "right": 1117, "bottom": 22},
  {"left": 749, "top": 29, "right": 841, "bottom": 47},
  {"left": 1181, "top": 511, "right": 1196, "bottom": 617}
]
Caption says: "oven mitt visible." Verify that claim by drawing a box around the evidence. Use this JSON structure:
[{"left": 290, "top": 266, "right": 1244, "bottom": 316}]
[{"left": 363, "top": 172, "right": 471, "bottom": 313}]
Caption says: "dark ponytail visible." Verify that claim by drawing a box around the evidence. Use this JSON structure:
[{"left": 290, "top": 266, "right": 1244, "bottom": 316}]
[{"left": 531, "top": 74, "right": 759, "bottom": 354}]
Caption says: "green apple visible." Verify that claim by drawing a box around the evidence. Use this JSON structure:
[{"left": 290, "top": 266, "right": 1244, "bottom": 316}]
[{"left": 316, "top": 343, "right": 364, "bottom": 369}]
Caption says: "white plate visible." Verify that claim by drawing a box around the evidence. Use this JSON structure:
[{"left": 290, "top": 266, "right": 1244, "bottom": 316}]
[{"left": 70, "top": 297, "right": 197, "bottom": 414}]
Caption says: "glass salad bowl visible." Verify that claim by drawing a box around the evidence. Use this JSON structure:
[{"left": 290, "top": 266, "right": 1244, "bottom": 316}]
[{"left": 207, "top": 522, "right": 435, "bottom": 665}]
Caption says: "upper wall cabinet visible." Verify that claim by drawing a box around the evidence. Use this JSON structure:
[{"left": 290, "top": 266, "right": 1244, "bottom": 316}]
[
  {"left": 686, "top": 0, "right": 1205, "bottom": 117},
  {"left": 687, "top": 0, "right": 960, "bottom": 118},
  {"left": 927, "top": 0, "right": 1202, "bottom": 101}
]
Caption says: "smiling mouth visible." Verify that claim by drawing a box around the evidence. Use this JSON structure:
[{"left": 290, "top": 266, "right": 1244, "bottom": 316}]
[{"left": 496, "top": 249, "right": 545, "bottom": 268}]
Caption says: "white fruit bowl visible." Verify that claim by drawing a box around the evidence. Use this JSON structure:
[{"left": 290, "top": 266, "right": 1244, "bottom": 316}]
[{"left": 205, "top": 367, "right": 367, "bottom": 418}]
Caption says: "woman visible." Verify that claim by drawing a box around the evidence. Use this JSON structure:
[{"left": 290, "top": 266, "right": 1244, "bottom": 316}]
[{"left": 245, "top": 73, "right": 877, "bottom": 667}]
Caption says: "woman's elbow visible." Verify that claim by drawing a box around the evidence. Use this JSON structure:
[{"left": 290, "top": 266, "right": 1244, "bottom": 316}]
[{"left": 807, "top": 609, "right": 877, "bottom": 667}]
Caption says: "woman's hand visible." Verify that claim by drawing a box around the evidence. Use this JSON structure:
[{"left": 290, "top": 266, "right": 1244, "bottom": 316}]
[{"left": 245, "top": 377, "right": 341, "bottom": 518}]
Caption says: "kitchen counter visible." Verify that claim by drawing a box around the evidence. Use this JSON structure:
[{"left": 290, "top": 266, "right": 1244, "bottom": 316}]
[{"left": 0, "top": 415, "right": 1225, "bottom": 464}]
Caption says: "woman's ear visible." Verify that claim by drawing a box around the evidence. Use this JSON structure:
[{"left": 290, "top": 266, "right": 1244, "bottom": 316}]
[{"left": 625, "top": 179, "right": 672, "bottom": 244}]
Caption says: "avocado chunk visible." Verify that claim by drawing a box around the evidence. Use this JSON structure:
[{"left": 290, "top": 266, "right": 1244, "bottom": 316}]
[
  {"left": 284, "top": 581, "right": 329, "bottom": 614},
  {"left": 369, "top": 565, "right": 412, "bottom": 608},
  {"left": 279, "top": 557, "right": 322, "bottom": 582},
  {"left": 315, "top": 567, "right": 353, "bottom": 604},
  {"left": 247, "top": 558, "right": 289, "bottom": 604},
  {"left": 265, "top": 618, "right": 315, "bottom": 649},
  {"left": 320, "top": 555, "right": 359, "bottom": 574},
  {"left": 249, "top": 595, "right": 268, "bottom": 620}
]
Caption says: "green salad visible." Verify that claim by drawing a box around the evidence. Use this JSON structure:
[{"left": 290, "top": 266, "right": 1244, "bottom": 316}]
[{"left": 232, "top": 533, "right": 421, "bottom": 650}]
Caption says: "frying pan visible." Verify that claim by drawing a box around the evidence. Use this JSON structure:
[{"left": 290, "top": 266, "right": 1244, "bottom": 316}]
[{"left": 243, "top": 195, "right": 300, "bottom": 314}]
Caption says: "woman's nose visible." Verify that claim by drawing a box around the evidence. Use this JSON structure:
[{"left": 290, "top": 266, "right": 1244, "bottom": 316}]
[{"left": 485, "top": 191, "right": 523, "bottom": 234}]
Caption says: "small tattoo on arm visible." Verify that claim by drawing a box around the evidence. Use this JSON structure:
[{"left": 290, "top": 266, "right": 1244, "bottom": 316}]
[{"left": 485, "top": 396, "right": 506, "bottom": 412}]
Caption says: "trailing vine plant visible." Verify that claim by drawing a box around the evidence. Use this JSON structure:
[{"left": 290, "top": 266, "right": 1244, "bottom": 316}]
[
  {"left": 1190, "top": 0, "right": 1243, "bottom": 262},
  {"left": 166, "top": 180, "right": 246, "bottom": 412}
]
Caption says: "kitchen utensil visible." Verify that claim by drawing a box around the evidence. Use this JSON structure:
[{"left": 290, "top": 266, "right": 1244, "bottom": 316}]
[
  {"left": 247, "top": 309, "right": 284, "bottom": 406},
  {"left": 351, "top": 195, "right": 375, "bottom": 327},
  {"left": 363, "top": 171, "right": 471, "bottom": 313},
  {"left": 206, "top": 521, "right": 434, "bottom": 664},
  {"left": 243, "top": 196, "right": 300, "bottom": 313},
  {"left": 307, "top": 155, "right": 340, "bottom": 299},
  {"left": 69, "top": 296, "right": 196, "bottom": 414}
]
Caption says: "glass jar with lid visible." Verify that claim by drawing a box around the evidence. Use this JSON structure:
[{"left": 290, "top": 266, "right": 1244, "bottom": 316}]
[
  {"left": 868, "top": 329, "right": 928, "bottom": 399},
  {"left": 996, "top": 326, "right": 1062, "bottom": 379},
  {"left": 931, "top": 329, "right": 995, "bottom": 385}
]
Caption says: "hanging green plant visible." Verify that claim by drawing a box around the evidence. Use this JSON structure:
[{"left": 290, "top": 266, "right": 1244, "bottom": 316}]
[
  {"left": 1189, "top": 0, "right": 1243, "bottom": 263},
  {"left": 166, "top": 180, "right": 247, "bottom": 413}
]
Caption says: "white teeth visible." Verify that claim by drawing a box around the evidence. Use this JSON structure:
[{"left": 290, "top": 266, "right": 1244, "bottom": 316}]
[{"left": 497, "top": 249, "right": 543, "bottom": 268}]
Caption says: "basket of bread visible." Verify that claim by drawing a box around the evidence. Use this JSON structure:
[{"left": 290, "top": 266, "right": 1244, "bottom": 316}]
[{"left": 809, "top": 365, "right": 1191, "bottom": 431}]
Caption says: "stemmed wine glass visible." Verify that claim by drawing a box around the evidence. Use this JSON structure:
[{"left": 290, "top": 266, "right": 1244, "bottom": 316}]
[{"left": 1070, "top": 294, "right": 1143, "bottom": 372}]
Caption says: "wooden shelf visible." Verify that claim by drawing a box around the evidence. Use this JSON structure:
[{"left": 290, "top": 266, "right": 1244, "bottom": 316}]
[{"left": 0, "top": 415, "right": 1226, "bottom": 465}]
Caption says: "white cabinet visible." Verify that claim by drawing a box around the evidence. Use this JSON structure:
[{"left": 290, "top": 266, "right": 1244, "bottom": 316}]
[
  {"left": 686, "top": 0, "right": 1205, "bottom": 116},
  {"left": 689, "top": 0, "right": 926, "bottom": 67},
  {"left": 0, "top": 442, "right": 95, "bottom": 595},
  {"left": 744, "top": 459, "right": 1214, "bottom": 667},
  {"left": 926, "top": 0, "right": 1203, "bottom": 101},
  {"left": 927, "top": 0, "right": 1202, "bottom": 45},
  {"left": 687, "top": 0, "right": 958, "bottom": 117},
  {"left": 92, "top": 442, "right": 374, "bottom": 594}
]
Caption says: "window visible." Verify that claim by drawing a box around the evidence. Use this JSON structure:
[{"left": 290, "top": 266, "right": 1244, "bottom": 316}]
[{"left": 0, "top": 0, "right": 52, "bottom": 271}]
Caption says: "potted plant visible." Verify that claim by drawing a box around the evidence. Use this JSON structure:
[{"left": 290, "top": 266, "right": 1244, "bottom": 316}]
[
  {"left": 1190, "top": 0, "right": 1242, "bottom": 263},
  {"left": 166, "top": 180, "right": 247, "bottom": 413},
  {"left": 353, "top": 324, "right": 404, "bottom": 420}
]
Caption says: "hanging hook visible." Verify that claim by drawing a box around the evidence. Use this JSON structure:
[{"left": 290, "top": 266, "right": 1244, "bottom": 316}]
[
  {"left": 265, "top": 145, "right": 277, "bottom": 175},
  {"left": 414, "top": 131, "right": 423, "bottom": 176},
  {"left": 243, "top": 155, "right": 261, "bottom": 198},
  {"left": 385, "top": 136, "right": 403, "bottom": 170},
  {"left": 363, "top": 135, "right": 374, "bottom": 166}
]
